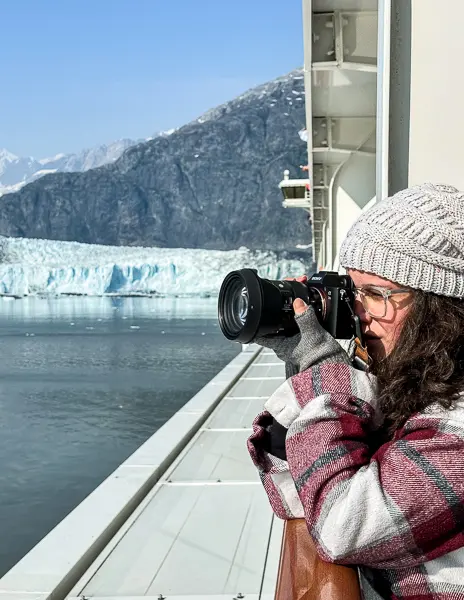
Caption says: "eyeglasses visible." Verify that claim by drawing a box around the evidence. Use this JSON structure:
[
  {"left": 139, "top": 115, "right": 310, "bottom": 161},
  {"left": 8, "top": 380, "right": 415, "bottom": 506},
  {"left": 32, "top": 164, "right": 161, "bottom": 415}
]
[{"left": 355, "top": 286, "right": 411, "bottom": 319}]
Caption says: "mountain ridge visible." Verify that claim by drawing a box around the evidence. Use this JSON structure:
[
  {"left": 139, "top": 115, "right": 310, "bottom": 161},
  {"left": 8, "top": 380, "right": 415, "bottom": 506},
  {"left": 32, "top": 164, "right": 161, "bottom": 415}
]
[
  {"left": 0, "top": 69, "right": 311, "bottom": 253},
  {"left": 0, "top": 134, "right": 176, "bottom": 195}
]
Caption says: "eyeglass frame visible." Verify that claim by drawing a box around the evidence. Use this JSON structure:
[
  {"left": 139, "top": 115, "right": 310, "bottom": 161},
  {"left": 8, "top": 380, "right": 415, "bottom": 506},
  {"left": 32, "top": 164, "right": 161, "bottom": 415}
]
[{"left": 354, "top": 285, "right": 412, "bottom": 319}]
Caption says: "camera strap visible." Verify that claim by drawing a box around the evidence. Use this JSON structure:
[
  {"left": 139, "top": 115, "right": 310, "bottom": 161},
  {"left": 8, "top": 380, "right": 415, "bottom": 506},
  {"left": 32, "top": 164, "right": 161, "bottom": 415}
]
[
  {"left": 340, "top": 293, "right": 369, "bottom": 370},
  {"left": 353, "top": 337, "right": 369, "bottom": 371}
]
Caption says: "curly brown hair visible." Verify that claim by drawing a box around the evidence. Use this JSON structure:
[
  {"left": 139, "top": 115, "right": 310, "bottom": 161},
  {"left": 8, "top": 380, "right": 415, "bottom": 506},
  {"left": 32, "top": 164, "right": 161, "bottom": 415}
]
[{"left": 373, "top": 291, "right": 464, "bottom": 434}]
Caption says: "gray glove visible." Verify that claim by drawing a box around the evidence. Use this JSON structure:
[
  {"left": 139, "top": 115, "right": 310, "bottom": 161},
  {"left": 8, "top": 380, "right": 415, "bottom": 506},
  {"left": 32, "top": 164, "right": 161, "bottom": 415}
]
[{"left": 255, "top": 305, "right": 350, "bottom": 378}]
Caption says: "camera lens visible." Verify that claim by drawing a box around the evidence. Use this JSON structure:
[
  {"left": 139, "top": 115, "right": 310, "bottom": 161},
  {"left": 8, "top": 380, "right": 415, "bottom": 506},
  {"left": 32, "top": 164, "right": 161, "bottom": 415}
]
[
  {"left": 224, "top": 279, "right": 249, "bottom": 335},
  {"left": 236, "top": 287, "right": 249, "bottom": 324},
  {"left": 218, "top": 269, "right": 309, "bottom": 343},
  {"left": 218, "top": 270, "right": 262, "bottom": 342}
]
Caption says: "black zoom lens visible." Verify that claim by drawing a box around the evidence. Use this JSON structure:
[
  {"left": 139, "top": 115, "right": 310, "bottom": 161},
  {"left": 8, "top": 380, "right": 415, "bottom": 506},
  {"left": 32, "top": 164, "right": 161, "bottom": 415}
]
[
  {"left": 218, "top": 269, "right": 310, "bottom": 344},
  {"left": 222, "top": 278, "right": 249, "bottom": 336}
]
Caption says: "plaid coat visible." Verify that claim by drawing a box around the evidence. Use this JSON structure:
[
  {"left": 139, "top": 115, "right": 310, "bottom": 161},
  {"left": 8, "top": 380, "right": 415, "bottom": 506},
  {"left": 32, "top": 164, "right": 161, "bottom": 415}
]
[{"left": 248, "top": 361, "right": 464, "bottom": 599}]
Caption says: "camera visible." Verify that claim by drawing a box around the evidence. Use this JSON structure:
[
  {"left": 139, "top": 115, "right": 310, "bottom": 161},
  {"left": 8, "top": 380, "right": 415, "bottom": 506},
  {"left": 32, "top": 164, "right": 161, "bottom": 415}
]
[{"left": 218, "top": 269, "right": 361, "bottom": 344}]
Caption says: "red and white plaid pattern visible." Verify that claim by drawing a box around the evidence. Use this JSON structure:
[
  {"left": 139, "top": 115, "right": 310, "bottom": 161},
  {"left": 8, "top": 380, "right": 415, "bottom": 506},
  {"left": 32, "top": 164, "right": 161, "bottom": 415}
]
[{"left": 248, "top": 362, "right": 464, "bottom": 599}]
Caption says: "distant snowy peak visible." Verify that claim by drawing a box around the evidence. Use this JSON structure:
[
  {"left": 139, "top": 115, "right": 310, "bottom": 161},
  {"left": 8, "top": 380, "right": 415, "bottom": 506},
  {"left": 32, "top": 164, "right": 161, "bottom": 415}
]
[
  {"left": 41, "top": 138, "right": 140, "bottom": 173},
  {"left": 38, "top": 153, "right": 66, "bottom": 166},
  {"left": 0, "top": 150, "right": 43, "bottom": 188},
  {"left": 0, "top": 148, "right": 19, "bottom": 164},
  {"left": 0, "top": 136, "right": 157, "bottom": 196}
]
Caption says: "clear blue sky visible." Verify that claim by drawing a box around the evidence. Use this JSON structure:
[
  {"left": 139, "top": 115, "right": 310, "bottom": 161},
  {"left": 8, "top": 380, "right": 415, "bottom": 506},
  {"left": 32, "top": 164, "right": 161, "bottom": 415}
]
[{"left": 1, "top": 0, "right": 303, "bottom": 158}]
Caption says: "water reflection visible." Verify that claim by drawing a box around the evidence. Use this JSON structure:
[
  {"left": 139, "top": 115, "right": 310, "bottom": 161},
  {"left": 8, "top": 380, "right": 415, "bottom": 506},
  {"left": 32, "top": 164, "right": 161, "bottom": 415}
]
[
  {"left": 0, "top": 296, "right": 219, "bottom": 321},
  {"left": 0, "top": 296, "right": 238, "bottom": 577}
]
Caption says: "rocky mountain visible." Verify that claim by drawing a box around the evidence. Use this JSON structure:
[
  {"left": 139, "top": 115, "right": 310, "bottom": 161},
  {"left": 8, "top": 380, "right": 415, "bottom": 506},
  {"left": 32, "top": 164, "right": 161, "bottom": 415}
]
[
  {"left": 0, "top": 138, "right": 154, "bottom": 195},
  {"left": 0, "top": 70, "right": 310, "bottom": 252}
]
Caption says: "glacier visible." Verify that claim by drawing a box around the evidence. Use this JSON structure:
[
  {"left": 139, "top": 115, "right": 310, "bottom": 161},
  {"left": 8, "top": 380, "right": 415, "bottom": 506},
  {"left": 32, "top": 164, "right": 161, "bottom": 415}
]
[{"left": 0, "top": 236, "right": 308, "bottom": 298}]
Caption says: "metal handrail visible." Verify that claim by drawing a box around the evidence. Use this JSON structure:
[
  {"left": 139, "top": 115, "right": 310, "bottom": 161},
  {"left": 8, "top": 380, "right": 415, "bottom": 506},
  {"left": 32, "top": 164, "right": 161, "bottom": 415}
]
[{"left": 274, "top": 519, "right": 361, "bottom": 600}]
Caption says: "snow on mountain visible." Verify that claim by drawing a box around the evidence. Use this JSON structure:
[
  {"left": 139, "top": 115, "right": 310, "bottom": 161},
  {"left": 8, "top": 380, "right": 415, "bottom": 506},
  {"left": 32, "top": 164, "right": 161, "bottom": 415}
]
[
  {"left": 0, "top": 236, "right": 306, "bottom": 297},
  {"left": 0, "top": 149, "right": 41, "bottom": 188},
  {"left": 0, "top": 70, "right": 307, "bottom": 251},
  {"left": 0, "top": 168, "right": 59, "bottom": 196},
  {"left": 38, "top": 139, "right": 139, "bottom": 172},
  {"left": 0, "top": 137, "right": 156, "bottom": 195},
  {"left": 0, "top": 149, "right": 19, "bottom": 171},
  {"left": 39, "top": 153, "right": 66, "bottom": 164}
]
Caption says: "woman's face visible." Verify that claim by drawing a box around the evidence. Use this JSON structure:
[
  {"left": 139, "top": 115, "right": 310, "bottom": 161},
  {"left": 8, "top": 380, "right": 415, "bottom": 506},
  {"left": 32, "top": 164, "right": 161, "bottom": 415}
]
[{"left": 346, "top": 268, "right": 414, "bottom": 360}]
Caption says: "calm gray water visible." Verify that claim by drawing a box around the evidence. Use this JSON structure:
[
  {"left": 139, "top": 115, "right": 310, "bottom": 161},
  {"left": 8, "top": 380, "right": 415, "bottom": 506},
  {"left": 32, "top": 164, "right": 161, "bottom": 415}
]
[{"left": 0, "top": 296, "right": 239, "bottom": 577}]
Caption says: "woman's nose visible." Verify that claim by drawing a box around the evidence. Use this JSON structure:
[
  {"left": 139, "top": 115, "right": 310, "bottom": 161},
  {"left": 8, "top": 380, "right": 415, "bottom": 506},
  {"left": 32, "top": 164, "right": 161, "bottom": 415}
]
[{"left": 354, "top": 297, "right": 372, "bottom": 324}]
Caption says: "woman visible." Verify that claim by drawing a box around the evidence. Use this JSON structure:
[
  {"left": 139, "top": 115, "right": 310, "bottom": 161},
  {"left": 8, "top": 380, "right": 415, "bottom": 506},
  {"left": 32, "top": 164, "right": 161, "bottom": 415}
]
[{"left": 248, "top": 183, "right": 464, "bottom": 599}]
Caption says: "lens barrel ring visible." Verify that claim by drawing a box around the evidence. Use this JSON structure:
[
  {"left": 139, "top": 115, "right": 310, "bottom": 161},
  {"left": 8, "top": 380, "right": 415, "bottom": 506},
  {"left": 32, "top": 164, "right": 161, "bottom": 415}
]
[{"left": 218, "top": 269, "right": 263, "bottom": 343}]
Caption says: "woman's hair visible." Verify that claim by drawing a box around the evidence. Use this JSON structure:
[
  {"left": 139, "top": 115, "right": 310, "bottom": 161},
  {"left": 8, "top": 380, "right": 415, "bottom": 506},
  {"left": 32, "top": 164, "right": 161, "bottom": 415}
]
[{"left": 373, "top": 291, "right": 464, "bottom": 434}]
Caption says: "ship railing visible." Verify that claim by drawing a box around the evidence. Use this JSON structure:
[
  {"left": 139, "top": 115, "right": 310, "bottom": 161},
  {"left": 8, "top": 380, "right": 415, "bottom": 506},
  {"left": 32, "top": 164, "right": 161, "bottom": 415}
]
[{"left": 274, "top": 519, "right": 361, "bottom": 600}]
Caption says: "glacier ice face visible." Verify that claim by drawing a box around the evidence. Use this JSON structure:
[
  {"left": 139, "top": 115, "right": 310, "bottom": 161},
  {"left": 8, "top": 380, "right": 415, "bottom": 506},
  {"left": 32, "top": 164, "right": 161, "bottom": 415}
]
[{"left": 0, "top": 236, "right": 308, "bottom": 298}]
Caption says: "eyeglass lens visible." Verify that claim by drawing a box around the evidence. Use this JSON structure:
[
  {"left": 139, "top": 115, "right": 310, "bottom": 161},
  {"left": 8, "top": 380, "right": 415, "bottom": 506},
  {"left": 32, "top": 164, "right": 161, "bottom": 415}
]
[{"left": 358, "top": 289, "right": 387, "bottom": 318}]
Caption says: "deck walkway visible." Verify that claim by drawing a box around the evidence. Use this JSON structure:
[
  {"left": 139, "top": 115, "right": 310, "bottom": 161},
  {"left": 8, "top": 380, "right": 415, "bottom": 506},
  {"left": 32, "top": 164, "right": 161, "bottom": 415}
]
[{"left": 0, "top": 347, "right": 286, "bottom": 600}]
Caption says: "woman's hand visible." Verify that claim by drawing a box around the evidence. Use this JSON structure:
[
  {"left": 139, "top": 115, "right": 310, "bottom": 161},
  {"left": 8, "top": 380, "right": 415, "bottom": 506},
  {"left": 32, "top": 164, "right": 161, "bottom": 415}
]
[
  {"left": 285, "top": 275, "right": 310, "bottom": 317},
  {"left": 254, "top": 273, "right": 349, "bottom": 376},
  {"left": 293, "top": 297, "right": 309, "bottom": 316}
]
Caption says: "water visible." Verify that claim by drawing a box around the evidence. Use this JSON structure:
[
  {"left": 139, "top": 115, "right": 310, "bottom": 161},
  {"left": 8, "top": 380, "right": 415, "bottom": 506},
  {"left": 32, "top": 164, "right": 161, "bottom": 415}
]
[{"left": 0, "top": 296, "right": 240, "bottom": 577}]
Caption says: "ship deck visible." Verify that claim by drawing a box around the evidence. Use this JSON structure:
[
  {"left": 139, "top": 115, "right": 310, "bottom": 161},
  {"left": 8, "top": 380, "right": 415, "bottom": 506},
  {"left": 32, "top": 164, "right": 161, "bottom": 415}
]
[{"left": 0, "top": 347, "right": 286, "bottom": 600}]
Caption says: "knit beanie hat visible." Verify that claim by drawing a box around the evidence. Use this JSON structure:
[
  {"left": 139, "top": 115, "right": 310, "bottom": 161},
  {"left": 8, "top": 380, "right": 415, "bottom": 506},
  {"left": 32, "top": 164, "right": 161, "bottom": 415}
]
[{"left": 339, "top": 183, "right": 464, "bottom": 298}]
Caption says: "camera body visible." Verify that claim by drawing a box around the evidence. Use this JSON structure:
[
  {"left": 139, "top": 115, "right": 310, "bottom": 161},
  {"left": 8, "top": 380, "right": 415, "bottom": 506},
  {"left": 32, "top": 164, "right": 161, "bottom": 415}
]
[
  {"left": 218, "top": 268, "right": 359, "bottom": 344},
  {"left": 306, "top": 271, "right": 356, "bottom": 339}
]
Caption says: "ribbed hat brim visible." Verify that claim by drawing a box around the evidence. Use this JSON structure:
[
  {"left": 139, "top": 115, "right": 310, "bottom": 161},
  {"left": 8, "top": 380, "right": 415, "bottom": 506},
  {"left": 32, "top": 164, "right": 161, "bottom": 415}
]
[
  {"left": 338, "top": 183, "right": 464, "bottom": 298},
  {"left": 339, "top": 237, "right": 464, "bottom": 297}
]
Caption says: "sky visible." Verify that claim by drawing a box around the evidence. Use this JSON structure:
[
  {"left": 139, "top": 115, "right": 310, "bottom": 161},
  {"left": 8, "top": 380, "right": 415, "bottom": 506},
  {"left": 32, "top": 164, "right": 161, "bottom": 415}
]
[{"left": 1, "top": 0, "right": 303, "bottom": 158}]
